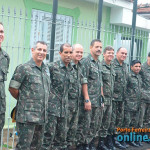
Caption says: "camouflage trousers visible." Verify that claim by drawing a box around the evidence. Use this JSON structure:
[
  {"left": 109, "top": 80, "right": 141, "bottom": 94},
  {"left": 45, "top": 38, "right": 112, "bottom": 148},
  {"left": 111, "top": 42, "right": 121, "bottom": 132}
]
[
  {"left": 108, "top": 101, "right": 124, "bottom": 135},
  {"left": 124, "top": 110, "right": 140, "bottom": 129},
  {"left": 76, "top": 106, "right": 103, "bottom": 145},
  {"left": 15, "top": 122, "right": 44, "bottom": 150},
  {"left": 40, "top": 115, "right": 68, "bottom": 150},
  {"left": 139, "top": 102, "right": 150, "bottom": 128},
  {"left": 0, "top": 113, "right": 5, "bottom": 145},
  {"left": 67, "top": 106, "right": 79, "bottom": 146},
  {"left": 98, "top": 104, "right": 112, "bottom": 138}
]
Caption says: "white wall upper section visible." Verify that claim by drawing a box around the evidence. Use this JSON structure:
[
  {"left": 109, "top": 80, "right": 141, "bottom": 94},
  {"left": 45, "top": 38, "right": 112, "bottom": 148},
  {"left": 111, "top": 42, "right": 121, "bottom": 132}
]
[
  {"left": 85, "top": 0, "right": 150, "bottom": 31},
  {"left": 85, "top": 0, "right": 133, "bottom": 9},
  {"left": 110, "top": 7, "right": 150, "bottom": 31}
]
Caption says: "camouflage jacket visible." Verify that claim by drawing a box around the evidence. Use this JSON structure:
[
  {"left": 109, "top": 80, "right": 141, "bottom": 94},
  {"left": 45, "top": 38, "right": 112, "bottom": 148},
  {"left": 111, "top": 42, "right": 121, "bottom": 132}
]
[
  {"left": 9, "top": 58, "right": 50, "bottom": 124},
  {"left": 68, "top": 61, "right": 87, "bottom": 109},
  {"left": 112, "top": 58, "right": 128, "bottom": 101},
  {"left": 48, "top": 59, "right": 75, "bottom": 117},
  {"left": 82, "top": 54, "right": 103, "bottom": 107},
  {"left": 101, "top": 60, "right": 115, "bottom": 105},
  {"left": 140, "top": 62, "right": 150, "bottom": 103},
  {"left": 124, "top": 71, "right": 142, "bottom": 111},
  {"left": 0, "top": 49, "right": 10, "bottom": 113}
]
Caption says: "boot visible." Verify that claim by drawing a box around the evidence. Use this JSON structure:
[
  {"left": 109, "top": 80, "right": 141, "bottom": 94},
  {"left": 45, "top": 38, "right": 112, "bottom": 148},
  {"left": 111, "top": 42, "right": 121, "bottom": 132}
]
[
  {"left": 120, "top": 141, "right": 129, "bottom": 148},
  {"left": 113, "top": 135, "right": 126, "bottom": 149},
  {"left": 106, "top": 135, "right": 116, "bottom": 150},
  {"left": 128, "top": 141, "right": 139, "bottom": 147},
  {"left": 135, "top": 140, "right": 143, "bottom": 146},
  {"left": 83, "top": 144, "right": 90, "bottom": 150},
  {"left": 89, "top": 139, "right": 96, "bottom": 150},
  {"left": 76, "top": 144, "right": 84, "bottom": 150},
  {"left": 97, "top": 137, "right": 109, "bottom": 150}
]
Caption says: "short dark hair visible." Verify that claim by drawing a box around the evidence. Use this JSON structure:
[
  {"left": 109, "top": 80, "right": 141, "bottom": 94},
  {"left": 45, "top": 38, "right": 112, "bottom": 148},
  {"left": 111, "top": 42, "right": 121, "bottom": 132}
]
[
  {"left": 131, "top": 60, "right": 141, "bottom": 66},
  {"left": 60, "top": 43, "right": 72, "bottom": 52},
  {"left": 103, "top": 46, "right": 114, "bottom": 54},
  {"left": 33, "top": 41, "right": 47, "bottom": 49},
  {"left": 90, "top": 39, "right": 102, "bottom": 47},
  {"left": 148, "top": 52, "right": 150, "bottom": 57}
]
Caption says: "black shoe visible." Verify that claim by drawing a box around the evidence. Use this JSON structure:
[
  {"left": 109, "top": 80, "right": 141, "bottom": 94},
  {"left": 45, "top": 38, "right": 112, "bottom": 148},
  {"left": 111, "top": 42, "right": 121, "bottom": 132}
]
[
  {"left": 106, "top": 135, "right": 116, "bottom": 150},
  {"left": 84, "top": 144, "right": 90, "bottom": 150},
  {"left": 97, "top": 138, "right": 109, "bottom": 150},
  {"left": 128, "top": 141, "right": 139, "bottom": 147},
  {"left": 77, "top": 144, "right": 84, "bottom": 150},
  {"left": 135, "top": 141, "right": 143, "bottom": 146},
  {"left": 89, "top": 140, "right": 96, "bottom": 150},
  {"left": 145, "top": 140, "right": 150, "bottom": 144},
  {"left": 113, "top": 136, "right": 126, "bottom": 149},
  {"left": 121, "top": 141, "right": 129, "bottom": 148}
]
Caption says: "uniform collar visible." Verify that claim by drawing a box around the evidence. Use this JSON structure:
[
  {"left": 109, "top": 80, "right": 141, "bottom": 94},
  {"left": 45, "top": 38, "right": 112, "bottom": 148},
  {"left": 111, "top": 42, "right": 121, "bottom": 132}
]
[
  {"left": 88, "top": 53, "right": 100, "bottom": 62},
  {"left": 0, "top": 48, "right": 7, "bottom": 60},
  {"left": 114, "top": 58, "right": 125, "bottom": 67},
  {"left": 144, "top": 62, "right": 150, "bottom": 69},
  {"left": 29, "top": 58, "right": 46, "bottom": 69},
  {"left": 131, "top": 70, "right": 139, "bottom": 77},
  {"left": 59, "top": 59, "right": 67, "bottom": 68},
  {"left": 102, "top": 59, "right": 111, "bottom": 68}
]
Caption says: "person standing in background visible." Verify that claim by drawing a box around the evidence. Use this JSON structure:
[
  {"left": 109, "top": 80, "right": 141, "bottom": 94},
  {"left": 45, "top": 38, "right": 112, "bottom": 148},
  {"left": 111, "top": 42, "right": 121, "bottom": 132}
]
[
  {"left": 67, "top": 44, "right": 86, "bottom": 148},
  {"left": 97, "top": 46, "right": 115, "bottom": 150},
  {"left": 109, "top": 47, "right": 128, "bottom": 149},
  {"left": 0, "top": 22, "right": 10, "bottom": 145}
]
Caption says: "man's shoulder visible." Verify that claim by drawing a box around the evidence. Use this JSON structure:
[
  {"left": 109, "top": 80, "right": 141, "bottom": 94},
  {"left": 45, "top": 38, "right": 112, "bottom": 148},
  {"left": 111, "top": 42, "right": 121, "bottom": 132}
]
[
  {"left": 15, "top": 61, "right": 32, "bottom": 72},
  {"left": 81, "top": 55, "right": 92, "bottom": 65},
  {"left": 2, "top": 49, "right": 9, "bottom": 57},
  {"left": 1, "top": 49, "right": 10, "bottom": 61},
  {"left": 142, "top": 62, "right": 148, "bottom": 69}
]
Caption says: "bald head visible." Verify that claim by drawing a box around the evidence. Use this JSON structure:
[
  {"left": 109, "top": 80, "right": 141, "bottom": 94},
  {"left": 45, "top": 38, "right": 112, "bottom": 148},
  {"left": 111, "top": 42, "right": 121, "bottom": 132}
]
[
  {"left": 72, "top": 44, "right": 84, "bottom": 64},
  {"left": 116, "top": 47, "right": 127, "bottom": 64},
  {"left": 72, "top": 44, "right": 83, "bottom": 51}
]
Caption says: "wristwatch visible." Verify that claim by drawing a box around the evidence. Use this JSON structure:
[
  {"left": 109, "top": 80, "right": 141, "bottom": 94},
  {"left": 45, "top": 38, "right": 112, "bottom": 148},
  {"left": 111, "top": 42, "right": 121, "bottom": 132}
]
[{"left": 84, "top": 99, "right": 90, "bottom": 103}]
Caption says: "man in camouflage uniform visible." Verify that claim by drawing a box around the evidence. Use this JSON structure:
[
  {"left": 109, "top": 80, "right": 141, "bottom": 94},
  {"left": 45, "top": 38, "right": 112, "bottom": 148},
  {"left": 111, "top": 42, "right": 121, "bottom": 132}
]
[
  {"left": 0, "top": 22, "right": 10, "bottom": 145},
  {"left": 109, "top": 47, "right": 128, "bottom": 149},
  {"left": 67, "top": 44, "right": 85, "bottom": 147},
  {"left": 139, "top": 52, "right": 150, "bottom": 138},
  {"left": 97, "top": 46, "right": 115, "bottom": 150},
  {"left": 40, "top": 43, "right": 75, "bottom": 150},
  {"left": 124, "top": 60, "right": 142, "bottom": 147},
  {"left": 76, "top": 39, "right": 103, "bottom": 150},
  {"left": 9, "top": 41, "right": 50, "bottom": 150}
]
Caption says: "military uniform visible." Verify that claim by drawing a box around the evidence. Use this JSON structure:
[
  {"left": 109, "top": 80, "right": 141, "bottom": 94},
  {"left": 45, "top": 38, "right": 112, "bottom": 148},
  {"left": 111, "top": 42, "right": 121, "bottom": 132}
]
[
  {"left": 98, "top": 60, "right": 115, "bottom": 138},
  {"left": 41, "top": 60, "right": 75, "bottom": 150},
  {"left": 76, "top": 54, "right": 103, "bottom": 145},
  {"left": 67, "top": 61, "right": 85, "bottom": 146},
  {"left": 139, "top": 62, "right": 150, "bottom": 128},
  {"left": 9, "top": 58, "right": 50, "bottom": 150},
  {"left": 124, "top": 71, "right": 142, "bottom": 128},
  {"left": 109, "top": 58, "right": 128, "bottom": 135},
  {"left": 0, "top": 49, "right": 10, "bottom": 144}
]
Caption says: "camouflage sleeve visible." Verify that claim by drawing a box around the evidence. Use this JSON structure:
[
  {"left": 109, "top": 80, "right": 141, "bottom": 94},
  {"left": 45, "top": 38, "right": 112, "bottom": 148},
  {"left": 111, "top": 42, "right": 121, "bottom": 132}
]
[
  {"left": 81, "top": 59, "right": 89, "bottom": 84},
  {"left": 7, "top": 54, "right": 10, "bottom": 70},
  {"left": 79, "top": 64, "right": 87, "bottom": 84},
  {"left": 9, "top": 65, "right": 26, "bottom": 89},
  {"left": 100, "top": 71, "right": 103, "bottom": 87},
  {"left": 47, "top": 62, "right": 54, "bottom": 81},
  {"left": 124, "top": 73, "right": 129, "bottom": 100}
]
